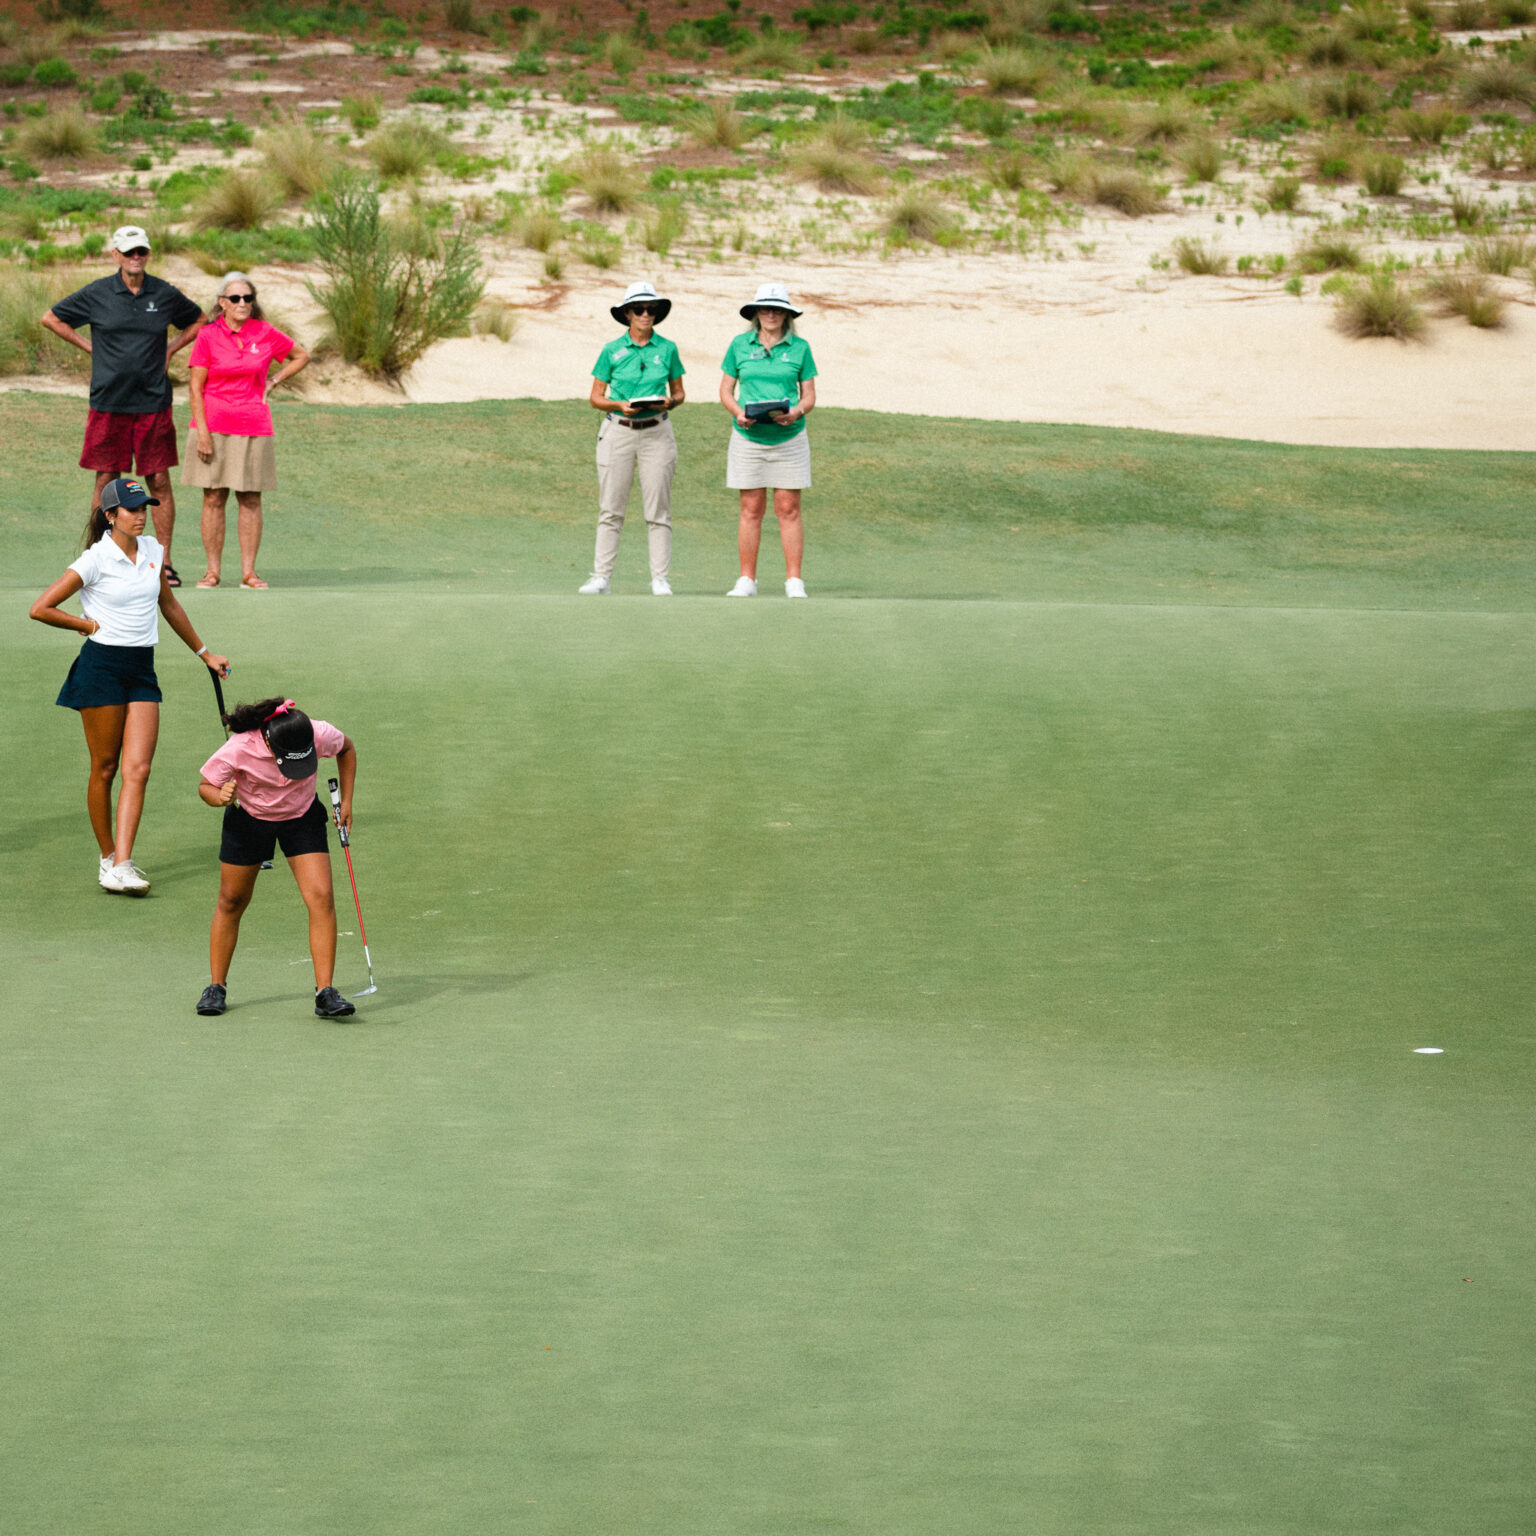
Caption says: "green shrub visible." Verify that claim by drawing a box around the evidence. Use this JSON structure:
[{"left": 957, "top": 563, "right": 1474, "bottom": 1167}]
[
  {"left": 0, "top": 261, "right": 94, "bottom": 376},
  {"left": 1395, "top": 105, "right": 1458, "bottom": 145},
  {"left": 1172, "top": 236, "right": 1227, "bottom": 274},
  {"left": 342, "top": 93, "right": 382, "bottom": 134},
  {"left": 367, "top": 118, "right": 453, "bottom": 180},
  {"left": 976, "top": 44, "right": 1052, "bottom": 95},
  {"left": 1312, "top": 72, "right": 1379, "bottom": 119},
  {"left": 1467, "top": 234, "right": 1533, "bottom": 273},
  {"left": 1422, "top": 271, "right": 1505, "bottom": 327},
  {"left": 642, "top": 194, "right": 686, "bottom": 254},
  {"left": 32, "top": 58, "right": 78, "bottom": 89},
  {"left": 1460, "top": 60, "right": 1536, "bottom": 108},
  {"left": 884, "top": 185, "right": 958, "bottom": 244},
  {"left": 1334, "top": 272, "right": 1424, "bottom": 339},
  {"left": 1177, "top": 138, "right": 1224, "bottom": 184},
  {"left": 191, "top": 170, "right": 281, "bottom": 231},
  {"left": 15, "top": 107, "right": 96, "bottom": 160},
  {"left": 1090, "top": 167, "right": 1162, "bottom": 217},
  {"left": 1265, "top": 173, "right": 1303, "bottom": 211},
  {"left": 258, "top": 109, "right": 339, "bottom": 198},
  {"left": 1295, "top": 233, "right": 1364, "bottom": 272},
  {"left": 519, "top": 205, "right": 562, "bottom": 251},
  {"left": 681, "top": 98, "right": 750, "bottom": 149},
  {"left": 1359, "top": 151, "right": 1405, "bottom": 196},
  {"left": 570, "top": 146, "right": 642, "bottom": 213},
  {"left": 1244, "top": 80, "right": 1309, "bottom": 126},
  {"left": 307, "top": 176, "right": 483, "bottom": 379},
  {"left": 444, "top": 0, "right": 477, "bottom": 30}
]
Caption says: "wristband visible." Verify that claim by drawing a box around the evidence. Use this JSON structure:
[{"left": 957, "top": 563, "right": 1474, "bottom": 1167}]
[{"left": 196, "top": 644, "right": 208, "bottom": 657}]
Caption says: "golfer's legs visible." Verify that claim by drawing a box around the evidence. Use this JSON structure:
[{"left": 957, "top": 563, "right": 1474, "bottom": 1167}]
[
  {"left": 113, "top": 700, "right": 159, "bottom": 862},
  {"left": 637, "top": 423, "right": 677, "bottom": 582},
  {"left": 80, "top": 704, "right": 127, "bottom": 857},
  {"left": 288, "top": 851, "right": 338, "bottom": 991},
  {"left": 594, "top": 421, "right": 638, "bottom": 578},
  {"left": 210, "top": 862, "right": 260, "bottom": 985}
]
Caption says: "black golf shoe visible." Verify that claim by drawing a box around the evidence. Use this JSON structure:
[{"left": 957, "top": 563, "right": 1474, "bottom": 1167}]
[
  {"left": 196, "top": 983, "right": 227, "bottom": 1016},
  {"left": 314, "top": 985, "right": 356, "bottom": 1019}
]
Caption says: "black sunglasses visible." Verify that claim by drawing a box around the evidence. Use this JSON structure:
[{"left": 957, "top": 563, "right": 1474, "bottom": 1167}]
[
  {"left": 627, "top": 304, "right": 659, "bottom": 316},
  {"left": 223, "top": 293, "right": 256, "bottom": 304},
  {"left": 121, "top": 247, "right": 150, "bottom": 258}
]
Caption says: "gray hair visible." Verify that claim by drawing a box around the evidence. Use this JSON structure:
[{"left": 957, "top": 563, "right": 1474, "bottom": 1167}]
[{"left": 207, "top": 271, "right": 263, "bottom": 321}]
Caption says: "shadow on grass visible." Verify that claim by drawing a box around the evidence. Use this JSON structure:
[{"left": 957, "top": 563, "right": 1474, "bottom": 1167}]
[{"left": 217, "top": 970, "right": 535, "bottom": 1021}]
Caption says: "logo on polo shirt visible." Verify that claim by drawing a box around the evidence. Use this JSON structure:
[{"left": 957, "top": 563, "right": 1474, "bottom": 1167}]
[{"left": 145, "top": 300, "right": 158, "bottom": 312}]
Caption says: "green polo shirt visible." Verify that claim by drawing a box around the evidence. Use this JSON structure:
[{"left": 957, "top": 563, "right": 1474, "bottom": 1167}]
[
  {"left": 50, "top": 271, "right": 202, "bottom": 414},
  {"left": 722, "top": 330, "right": 818, "bottom": 444},
  {"left": 592, "top": 331, "right": 684, "bottom": 417}
]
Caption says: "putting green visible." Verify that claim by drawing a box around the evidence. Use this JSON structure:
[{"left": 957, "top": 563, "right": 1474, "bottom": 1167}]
[{"left": 2, "top": 396, "right": 1533, "bottom": 1533}]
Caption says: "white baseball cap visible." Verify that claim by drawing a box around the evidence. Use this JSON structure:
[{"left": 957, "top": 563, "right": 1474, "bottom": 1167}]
[
  {"left": 610, "top": 279, "right": 671, "bottom": 325},
  {"left": 109, "top": 225, "right": 152, "bottom": 253},
  {"left": 740, "top": 281, "right": 803, "bottom": 319}
]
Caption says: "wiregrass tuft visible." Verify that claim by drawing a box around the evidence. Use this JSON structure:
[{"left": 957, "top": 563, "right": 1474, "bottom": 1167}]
[
  {"left": 1395, "top": 105, "right": 1458, "bottom": 145},
  {"left": 1172, "top": 236, "right": 1228, "bottom": 274},
  {"left": 519, "top": 206, "right": 562, "bottom": 251},
  {"left": 14, "top": 107, "right": 96, "bottom": 160},
  {"left": 1295, "top": 233, "right": 1365, "bottom": 272},
  {"left": 976, "top": 44, "right": 1053, "bottom": 96},
  {"left": 1334, "top": 273, "right": 1424, "bottom": 340},
  {"left": 1359, "top": 152, "right": 1405, "bottom": 196},
  {"left": 258, "top": 110, "right": 339, "bottom": 199},
  {"left": 0, "top": 262, "right": 94, "bottom": 377},
  {"left": 1460, "top": 59, "right": 1536, "bottom": 108},
  {"left": 1264, "top": 174, "right": 1304, "bottom": 212},
  {"left": 570, "top": 146, "right": 643, "bottom": 213},
  {"left": 1089, "top": 167, "right": 1162, "bottom": 217},
  {"left": 1467, "top": 233, "right": 1533, "bottom": 274},
  {"left": 681, "top": 98, "right": 750, "bottom": 150},
  {"left": 190, "top": 170, "right": 281, "bottom": 231},
  {"left": 1422, "top": 271, "right": 1507, "bottom": 327},
  {"left": 367, "top": 119, "right": 453, "bottom": 180},
  {"left": 470, "top": 297, "right": 519, "bottom": 341},
  {"left": 1177, "top": 138, "right": 1224, "bottom": 184},
  {"left": 884, "top": 186, "right": 959, "bottom": 245}
]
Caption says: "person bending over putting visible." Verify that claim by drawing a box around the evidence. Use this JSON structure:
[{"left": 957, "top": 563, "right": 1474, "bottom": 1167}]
[{"left": 195, "top": 697, "right": 357, "bottom": 1020}]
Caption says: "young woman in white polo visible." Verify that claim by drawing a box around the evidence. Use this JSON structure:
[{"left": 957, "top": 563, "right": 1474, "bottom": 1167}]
[
  {"left": 718, "top": 282, "right": 818, "bottom": 598},
  {"left": 28, "top": 476, "right": 231, "bottom": 895},
  {"left": 579, "top": 280, "right": 686, "bottom": 596}
]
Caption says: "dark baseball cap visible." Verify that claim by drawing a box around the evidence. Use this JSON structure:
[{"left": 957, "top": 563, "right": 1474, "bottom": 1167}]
[
  {"left": 262, "top": 701, "right": 318, "bottom": 780},
  {"left": 100, "top": 476, "right": 159, "bottom": 511}
]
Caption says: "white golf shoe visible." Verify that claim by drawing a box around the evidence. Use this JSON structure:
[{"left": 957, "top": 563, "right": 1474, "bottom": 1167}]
[
  {"left": 785, "top": 578, "right": 807, "bottom": 598},
  {"left": 578, "top": 573, "right": 610, "bottom": 595},
  {"left": 103, "top": 860, "right": 151, "bottom": 895},
  {"left": 651, "top": 578, "right": 673, "bottom": 596},
  {"left": 98, "top": 855, "right": 114, "bottom": 890},
  {"left": 726, "top": 576, "right": 757, "bottom": 597}
]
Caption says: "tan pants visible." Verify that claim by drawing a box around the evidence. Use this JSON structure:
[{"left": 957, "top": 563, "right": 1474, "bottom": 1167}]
[{"left": 594, "top": 416, "right": 676, "bottom": 581}]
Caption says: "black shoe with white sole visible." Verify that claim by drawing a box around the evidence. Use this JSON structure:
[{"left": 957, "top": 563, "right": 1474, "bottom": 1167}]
[
  {"left": 196, "top": 983, "right": 227, "bottom": 1016},
  {"left": 314, "top": 985, "right": 356, "bottom": 1018}
]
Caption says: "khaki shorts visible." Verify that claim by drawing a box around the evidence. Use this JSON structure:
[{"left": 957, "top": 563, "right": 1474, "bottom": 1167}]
[{"left": 181, "top": 432, "right": 277, "bottom": 492}]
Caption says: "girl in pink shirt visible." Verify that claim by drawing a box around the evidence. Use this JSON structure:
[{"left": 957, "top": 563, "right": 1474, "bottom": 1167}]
[
  {"left": 183, "top": 273, "right": 309, "bottom": 590},
  {"left": 196, "top": 696, "right": 358, "bottom": 1019}
]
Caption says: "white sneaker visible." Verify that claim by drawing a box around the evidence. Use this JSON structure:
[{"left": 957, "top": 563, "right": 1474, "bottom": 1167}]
[
  {"left": 785, "top": 578, "right": 807, "bottom": 598},
  {"left": 726, "top": 576, "right": 757, "bottom": 597},
  {"left": 578, "top": 574, "right": 610, "bottom": 595},
  {"left": 98, "top": 855, "right": 114, "bottom": 890},
  {"left": 104, "top": 859, "right": 150, "bottom": 895},
  {"left": 651, "top": 578, "right": 673, "bottom": 596}
]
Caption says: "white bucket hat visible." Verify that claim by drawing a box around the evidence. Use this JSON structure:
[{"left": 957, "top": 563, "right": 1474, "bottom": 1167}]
[
  {"left": 109, "top": 225, "right": 152, "bottom": 253},
  {"left": 610, "top": 279, "right": 671, "bottom": 325},
  {"left": 740, "top": 281, "right": 803, "bottom": 320}
]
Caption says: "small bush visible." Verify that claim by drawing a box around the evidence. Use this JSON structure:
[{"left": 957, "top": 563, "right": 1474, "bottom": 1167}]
[
  {"left": 1090, "top": 167, "right": 1162, "bottom": 217},
  {"left": 342, "top": 93, "right": 382, "bottom": 134},
  {"left": 1447, "top": 0, "right": 1489, "bottom": 23},
  {"left": 519, "top": 206, "right": 562, "bottom": 251},
  {"left": 1334, "top": 273, "right": 1424, "bottom": 339},
  {"left": 307, "top": 176, "right": 483, "bottom": 379},
  {"left": 1245, "top": 80, "right": 1309, "bottom": 126},
  {"left": 1265, "top": 174, "right": 1303, "bottom": 211},
  {"left": 542, "top": 250, "right": 564, "bottom": 279},
  {"left": 191, "top": 170, "right": 280, "bottom": 232},
  {"left": 884, "top": 186, "right": 957, "bottom": 244},
  {"left": 444, "top": 0, "right": 476, "bottom": 29},
  {"left": 682, "top": 98, "right": 749, "bottom": 149},
  {"left": 368, "top": 119, "right": 453, "bottom": 180},
  {"left": 1313, "top": 72, "right": 1379, "bottom": 119},
  {"left": 1309, "top": 132, "right": 1359, "bottom": 181},
  {"left": 1461, "top": 60, "right": 1536, "bottom": 108},
  {"left": 1129, "top": 95, "right": 1193, "bottom": 144},
  {"left": 523, "top": 13, "right": 560, "bottom": 51},
  {"left": 603, "top": 33, "right": 640, "bottom": 77},
  {"left": 987, "top": 147, "right": 1030, "bottom": 191},
  {"left": 808, "top": 108, "right": 873, "bottom": 151},
  {"left": 1177, "top": 138, "right": 1224, "bottom": 184},
  {"left": 1395, "top": 105, "right": 1458, "bottom": 145},
  {"left": 1422, "top": 271, "right": 1506, "bottom": 326},
  {"left": 643, "top": 194, "right": 687, "bottom": 254},
  {"left": 787, "top": 137, "right": 882, "bottom": 195},
  {"left": 976, "top": 44, "right": 1052, "bottom": 96},
  {"left": 1468, "top": 234, "right": 1533, "bottom": 273},
  {"left": 471, "top": 297, "right": 519, "bottom": 340},
  {"left": 736, "top": 33, "right": 807, "bottom": 72},
  {"left": 1305, "top": 29, "right": 1358, "bottom": 67},
  {"left": 570, "top": 146, "right": 642, "bottom": 213},
  {"left": 0, "top": 261, "right": 94, "bottom": 377},
  {"left": 1450, "top": 190, "right": 1484, "bottom": 228},
  {"left": 32, "top": 57, "right": 78, "bottom": 89},
  {"left": 1295, "top": 233, "right": 1364, "bottom": 272},
  {"left": 1043, "top": 150, "right": 1095, "bottom": 197},
  {"left": 15, "top": 107, "right": 95, "bottom": 160},
  {"left": 1341, "top": 2, "right": 1399, "bottom": 40},
  {"left": 1172, "top": 236, "right": 1227, "bottom": 274},
  {"left": 259, "top": 110, "right": 338, "bottom": 199},
  {"left": 1359, "top": 152, "right": 1405, "bottom": 196},
  {"left": 576, "top": 228, "right": 621, "bottom": 268}
]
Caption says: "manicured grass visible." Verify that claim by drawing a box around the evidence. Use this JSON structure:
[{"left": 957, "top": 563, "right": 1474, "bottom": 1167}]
[{"left": 1, "top": 394, "right": 1533, "bottom": 1534}]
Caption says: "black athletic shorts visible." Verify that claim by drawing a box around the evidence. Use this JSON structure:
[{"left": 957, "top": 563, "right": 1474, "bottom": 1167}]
[
  {"left": 220, "top": 797, "right": 329, "bottom": 866},
  {"left": 56, "top": 639, "right": 162, "bottom": 710}
]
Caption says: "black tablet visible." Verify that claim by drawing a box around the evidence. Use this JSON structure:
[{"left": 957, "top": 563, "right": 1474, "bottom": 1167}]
[{"left": 744, "top": 397, "right": 792, "bottom": 421}]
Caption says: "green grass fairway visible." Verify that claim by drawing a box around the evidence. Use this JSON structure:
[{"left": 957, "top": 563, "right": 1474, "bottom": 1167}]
[{"left": 2, "top": 395, "right": 1534, "bottom": 1534}]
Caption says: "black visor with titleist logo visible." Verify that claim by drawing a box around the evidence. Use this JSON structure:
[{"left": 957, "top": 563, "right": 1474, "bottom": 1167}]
[{"left": 264, "top": 705, "right": 318, "bottom": 780}]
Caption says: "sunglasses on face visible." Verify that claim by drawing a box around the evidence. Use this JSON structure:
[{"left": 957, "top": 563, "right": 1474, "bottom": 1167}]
[
  {"left": 223, "top": 293, "right": 256, "bottom": 304},
  {"left": 121, "top": 247, "right": 149, "bottom": 258},
  {"left": 628, "top": 304, "right": 658, "bottom": 316}
]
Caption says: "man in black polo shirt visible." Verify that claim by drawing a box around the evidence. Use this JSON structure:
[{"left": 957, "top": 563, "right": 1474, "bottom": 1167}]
[{"left": 42, "top": 225, "right": 205, "bottom": 586}]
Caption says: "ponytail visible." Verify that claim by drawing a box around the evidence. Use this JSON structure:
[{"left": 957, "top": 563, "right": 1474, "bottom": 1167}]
[
  {"left": 224, "top": 696, "right": 291, "bottom": 734},
  {"left": 81, "top": 503, "right": 112, "bottom": 550}
]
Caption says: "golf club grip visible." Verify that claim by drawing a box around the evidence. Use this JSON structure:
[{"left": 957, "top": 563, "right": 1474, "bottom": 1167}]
[
  {"left": 328, "top": 776, "right": 349, "bottom": 847},
  {"left": 210, "top": 666, "right": 228, "bottom": 728}
]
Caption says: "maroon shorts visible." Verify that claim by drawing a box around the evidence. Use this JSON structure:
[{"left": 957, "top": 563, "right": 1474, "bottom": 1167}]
[{"left": 80, "top": 408, "right": 179, "bottom": 476}]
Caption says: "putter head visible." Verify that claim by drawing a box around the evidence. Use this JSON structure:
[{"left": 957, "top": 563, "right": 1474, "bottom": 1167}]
[{"left": 352, "top": 983, "right": 378, "bottom": 998}]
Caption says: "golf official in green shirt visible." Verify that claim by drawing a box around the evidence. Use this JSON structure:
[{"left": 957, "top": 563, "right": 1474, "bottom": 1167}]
[
  {"left": 719, "top": 282, "right": 818, "bottom": 599},
  {"left": 579, "top": 280, "right": 686, "bottom": 596}
]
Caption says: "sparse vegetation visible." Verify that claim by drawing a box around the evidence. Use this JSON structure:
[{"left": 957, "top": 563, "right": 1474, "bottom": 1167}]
[
  {"left": 681, "top": 99, "right": 749, "bottom": 150},
  {"left": 1172, "top": 236, "right": 1228, "bottom": 275},
  {"left": 1090, "top": 168, "right": 1162, "bottom": 218},
  {"left": 15, "top": 107, "right": 95, "bottom": 161},
  {"left": 569, "top": 146, "right": 642, "bottom": 214},
  {"left": 0, "top": 262, "right": 94, "bottom": 377},
  {"left": 1396, "top": 106, "right": 1459, "bottom": 145},
  {"left": 1422, "top": 272, "right": 1506, "bottom": 327},
  {"left": 788, "top": 114, "right": 881, "bottom": 194},
  {"left": 1129, "top": 95, "right": 1194, "bottom": 145},
  {"left": 603, "top": 33, "right": 640, "bottom": 78},
  {"left": 1177, "top": 139, "right": 1224, "bottom": 185},
  {"left": 976, "top": 44, "right": 1052, "bottom": 96},
  {"left": 1333, "top": 273, "right": 1424, "bottom": 340},
  {"left": 367, "top": 119, "right": 454, "bottom": 181},
  {"left": 471, "top": 297, "right": 519, "bottom": 341},
  {"left": 643, "top": 195, "right": 687, "bottom": 255},
  {"left": 1450, "top": 190, "right": 1485, "bottom": 230},
  {"left": 736, "top": 32, "right": 807, "bottom": 73},
  {"left": 519, "top": 206, "right": 562, "bottom": 252},
  {"left": 1295, "top": 234, "right": 1365, "bottom": 273},
  {"left": 341, "top": 94, "right": 382, "bottom": 135},
  {"left": 258, "top": 110, "right": 338, "bottom": 199},
  {"left": 1359, "top": 152, "right": 1405, "bottom": 197},
  {"left": 190, "top": 170, "right": 280, "bottom": 232},
  {"left": 1265, "top": 174, "right": 1304, "bottom": 212},
  {"left": 1460, "top": 59, "right": 1536, "bottom": 109},
  {"left": 884, "top": 186, "right": 957, "bottom": 245},
  {"left": 1468, "top": 234, "right": 1533, "bottom": 274},
  {"left": 307, "top": 176, "right": 483, "bottom": 380}
]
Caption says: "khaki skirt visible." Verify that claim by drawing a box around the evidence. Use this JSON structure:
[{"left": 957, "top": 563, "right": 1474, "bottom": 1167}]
[
  {"left": 726, "top": 426, "right": 812, "bottom": 491},
  {"left": 180, "top": 432, "right": 277, "bottom": 492}
]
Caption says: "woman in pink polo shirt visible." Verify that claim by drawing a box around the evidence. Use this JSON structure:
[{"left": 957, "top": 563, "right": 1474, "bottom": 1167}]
[
  {"left": 183, "top": 272, "right": 309, "bottom": 590},
  {"left": 195, "top": 696, "right": 357, "bottom": 1020}
]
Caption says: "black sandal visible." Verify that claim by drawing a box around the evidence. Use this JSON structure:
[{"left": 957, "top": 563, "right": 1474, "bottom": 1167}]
[{"left": 164, "top": 564, "right": 182, "bottom": 587}]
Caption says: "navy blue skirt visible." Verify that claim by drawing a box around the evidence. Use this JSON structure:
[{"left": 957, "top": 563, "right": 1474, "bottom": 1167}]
[{"left": 56, "top": 639, "right": 162, "bottom": 711}]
